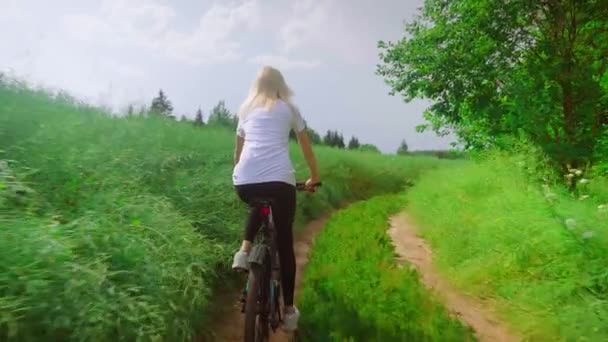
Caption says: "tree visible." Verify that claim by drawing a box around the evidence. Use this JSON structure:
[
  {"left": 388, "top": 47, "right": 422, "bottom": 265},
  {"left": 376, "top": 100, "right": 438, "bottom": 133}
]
[
  {"left": 323, "top": 130, "right": 345, "bottom": 148},
  {"left": 138, "top": 105, "right": 147, "bottom": 117},
  {"left": 359, "top": 144, "right": 381, "bottom": 154},
  {"left": 348, "top": 136, "right": 360, "bottom": 150},
  {"left": 180, "top": 115, "right": 188, "bottom": 122},
  {"left": 126, "top": 104, "right": 135, "bottom": 117},
  {"left": 194, "top": 107, "right": 204, "bottom": 126},
  {"left": 377, "top": 0, "right": 608, "bottom": 169},
  {"left": 338, "top": 133, "right": 345, "bottom": 148},
  {"left": 289, "top": 120, "right": 321, "bottom": 144},
  {"left": 207, "top": 100, "right": 237, "bottom": 129},
  {"left": 323, "top": 131, "right": 332, "bottom": 146},
  {"left": 397, "top": 139, "right": 409, "bottom": 155},
  {"left": 150, "top": 89, "right": 173, "bottom": 117},
  {"left": 308, "top": 128, "right": 322, "bottom": 145}
]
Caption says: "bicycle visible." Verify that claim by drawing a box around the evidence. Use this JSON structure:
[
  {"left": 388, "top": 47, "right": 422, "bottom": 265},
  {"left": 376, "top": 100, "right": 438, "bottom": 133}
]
[{"left": 239, "top": 181, "right": 321, "bottom": 342}]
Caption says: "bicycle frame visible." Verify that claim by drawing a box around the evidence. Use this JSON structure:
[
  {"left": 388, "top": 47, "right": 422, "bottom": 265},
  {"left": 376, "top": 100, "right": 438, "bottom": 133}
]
[{"left": 241, "top": 201, "right": 283, "bottom": 332}]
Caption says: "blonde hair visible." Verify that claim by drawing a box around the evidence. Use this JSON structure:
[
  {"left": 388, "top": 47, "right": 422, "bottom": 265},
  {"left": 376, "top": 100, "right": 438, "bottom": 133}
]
[{"left": 238, "top": 66, "right": 294, "bottom": 118}]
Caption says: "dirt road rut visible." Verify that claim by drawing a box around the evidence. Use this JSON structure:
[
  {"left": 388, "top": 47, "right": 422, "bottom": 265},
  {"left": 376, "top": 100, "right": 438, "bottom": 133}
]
[{"left": 388, "top": 213, "right": 520, "bottom": 342}]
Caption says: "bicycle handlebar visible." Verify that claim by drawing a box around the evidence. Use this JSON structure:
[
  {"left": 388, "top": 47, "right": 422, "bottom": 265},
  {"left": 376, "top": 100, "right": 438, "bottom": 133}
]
[{"left": 295, "top": 181, "right": 322, "bottom": 192}]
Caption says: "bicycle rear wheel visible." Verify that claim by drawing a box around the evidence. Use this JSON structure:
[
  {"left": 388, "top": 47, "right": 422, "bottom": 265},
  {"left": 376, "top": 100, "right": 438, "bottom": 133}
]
[{"left": 244, "top": 263, "right": 270, "bottom": 342}]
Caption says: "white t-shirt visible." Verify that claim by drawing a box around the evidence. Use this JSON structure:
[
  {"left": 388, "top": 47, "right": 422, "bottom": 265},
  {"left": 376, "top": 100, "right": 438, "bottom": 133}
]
[{"left": 232, "top": 100, "right": 306, "bottom": 186}]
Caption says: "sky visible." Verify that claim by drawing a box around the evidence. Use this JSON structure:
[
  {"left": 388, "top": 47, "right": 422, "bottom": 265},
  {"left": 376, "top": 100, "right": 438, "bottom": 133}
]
[{"left": 1, "top": 0, "right": 455, "bottom": 152}]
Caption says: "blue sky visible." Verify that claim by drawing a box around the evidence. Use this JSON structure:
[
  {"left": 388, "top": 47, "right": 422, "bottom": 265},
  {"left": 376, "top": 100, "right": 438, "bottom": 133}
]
[{"left": 1, "top": 0, "right": 455, "bottom": 152}]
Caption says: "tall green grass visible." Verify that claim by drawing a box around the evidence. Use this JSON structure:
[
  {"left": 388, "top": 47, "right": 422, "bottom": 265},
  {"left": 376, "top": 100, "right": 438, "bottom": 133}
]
[
  {"left": 407, "top": 151, "right": 608, "bottom": 340},
  {"left": 0, "top": 82, "right": 444, "bottom": 340},
  {"left": 298, "top": 195, "right": 475, "bottom": 341}
]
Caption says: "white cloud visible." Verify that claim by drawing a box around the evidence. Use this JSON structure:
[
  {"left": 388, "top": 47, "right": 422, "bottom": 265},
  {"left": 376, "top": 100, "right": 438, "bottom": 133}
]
[
  {"left": 275, "top": 0, "right": 375, "bottom": 65},
  {"left": 279, "top": 0, "right": 329, "bottom": 54},
  {"left": 248, "top": 54, "right": 321, "bottom": 70},
  {"left": 100, "top": 60, "right": 145, "bottom": 79},
  {"left": 62, "top": 0, "right": 260, "bottom": 65},
  {"left": 246, "top": 0, "right": 327, "bottom": 71},
  {"left": 162, "top": 0, "right": 260, "bottom": 65}
]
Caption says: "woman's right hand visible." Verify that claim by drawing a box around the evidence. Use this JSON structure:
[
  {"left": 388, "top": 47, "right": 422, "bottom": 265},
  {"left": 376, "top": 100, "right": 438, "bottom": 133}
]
[{"left": 305, "top": 177, "right": 321, "bottom": 192}]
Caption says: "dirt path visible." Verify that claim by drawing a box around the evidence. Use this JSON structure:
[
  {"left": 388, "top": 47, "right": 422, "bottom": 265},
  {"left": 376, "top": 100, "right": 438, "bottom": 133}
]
[
  {"left": 388, "top": 213, "right": 520, "bottom": 342},
  {"left": 206, "top": 214, "right": 331, "bottom": 342}
]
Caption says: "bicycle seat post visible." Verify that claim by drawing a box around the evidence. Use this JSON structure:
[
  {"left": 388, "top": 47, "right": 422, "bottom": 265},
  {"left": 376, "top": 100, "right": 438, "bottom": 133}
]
[{"left": 253, "top": 199, "right": 281, "bottom": 281}]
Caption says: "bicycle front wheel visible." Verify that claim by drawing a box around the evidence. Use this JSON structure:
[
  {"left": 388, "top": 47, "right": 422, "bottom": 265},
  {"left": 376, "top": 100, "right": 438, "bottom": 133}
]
[{"left": 244, "top": 263, "right": 270, "bottom": 342}]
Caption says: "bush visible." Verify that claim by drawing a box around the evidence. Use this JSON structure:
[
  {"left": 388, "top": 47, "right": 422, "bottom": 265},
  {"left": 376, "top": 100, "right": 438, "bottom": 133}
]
[{"left": 594, "top": 129, "right": 608, "bottom": 176}]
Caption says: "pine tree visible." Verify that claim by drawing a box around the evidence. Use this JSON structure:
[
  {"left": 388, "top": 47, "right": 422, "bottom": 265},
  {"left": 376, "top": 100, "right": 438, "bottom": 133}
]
[
  {"left": 308, "top": 128, "right": 322, "bottom": 144},
  {"left": 194, "top": 107, "right": 204, "bottom": 126},
  {"left": 322, "top": 130, "right": 346, "bottom": 148},
  {"left": 150, "top": 89, "right": 174, "bottom": 117},
  {"left": 138, "top": 105, "right": 147, "bottom": 117},
  {"left": 207, "top": 100, "right": 236, "bottom": 129},
  {"left": 397, "top": 139, "right": 409, "bottom": 155},
  {"left": 337, "top": 133, "right": 345, "bottom": 149},
  {"left": 323, "top": 130, "right": 334, "bottom": 146},
  {"left": 126, "top": 104, "right": 134, "bottom": 117},
  {"left": 348, "top": 136, "right": 360, "bottom": 149}
]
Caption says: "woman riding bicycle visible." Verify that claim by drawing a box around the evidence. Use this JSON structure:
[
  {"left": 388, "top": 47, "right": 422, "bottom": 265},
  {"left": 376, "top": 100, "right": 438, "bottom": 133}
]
[{"left": 231, "top": 65, "right": 320, "bottom": 332}]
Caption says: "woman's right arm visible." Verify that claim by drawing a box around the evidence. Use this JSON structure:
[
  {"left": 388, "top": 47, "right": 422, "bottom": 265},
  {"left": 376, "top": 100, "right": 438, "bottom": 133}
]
[
  {"left": 234, "top": 135, "right": 244, "bottom": 166},
  {"left": 296, "top": 130, "right": 320, "bottom": 187}
]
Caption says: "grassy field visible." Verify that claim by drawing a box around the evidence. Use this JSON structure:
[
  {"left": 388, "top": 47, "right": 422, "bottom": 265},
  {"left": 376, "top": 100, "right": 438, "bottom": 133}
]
[
  {"left": 407, "top": 150, "right": 608, "bottom": 341},
  {"left": 7, "top": 79, "right": 605, "bottom": 341},
  {"left": 298, "top": 194, "right": 475, "bottom": 341},
  {"left": 0, "top": 82, "right": 446, "bottom": 341}
]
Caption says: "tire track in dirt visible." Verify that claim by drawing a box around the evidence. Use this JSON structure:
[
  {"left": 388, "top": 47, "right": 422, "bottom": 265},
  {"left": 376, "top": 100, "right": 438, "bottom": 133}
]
[
  {"left": 204, "top": 213, "right": 331, "bottom": 342},
  {"left": 388, "top": 212, "right": 520, "bottom": 342}
]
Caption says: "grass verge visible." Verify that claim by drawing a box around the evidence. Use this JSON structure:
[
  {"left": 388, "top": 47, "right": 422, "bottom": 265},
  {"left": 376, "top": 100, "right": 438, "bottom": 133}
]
[
  {"left": 298, "top": 195, "right": 475, "bottom": 341},
  {"left": 407, "top": 151, "right": 608, "bottom": 340}
]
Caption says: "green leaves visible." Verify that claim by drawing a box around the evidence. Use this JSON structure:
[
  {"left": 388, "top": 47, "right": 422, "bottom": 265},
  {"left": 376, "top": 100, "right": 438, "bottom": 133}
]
[{"left": 378, "top": 0, "right": 608, "bottom": 168}]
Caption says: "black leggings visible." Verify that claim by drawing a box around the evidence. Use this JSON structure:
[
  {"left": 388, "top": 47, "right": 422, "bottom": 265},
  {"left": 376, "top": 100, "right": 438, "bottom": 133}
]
[{"left": 236, "top": 182, "right": 297, "bottom": 306}]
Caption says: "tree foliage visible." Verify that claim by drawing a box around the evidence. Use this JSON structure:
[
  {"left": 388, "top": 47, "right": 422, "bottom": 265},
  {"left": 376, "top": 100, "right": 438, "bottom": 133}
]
[
  {"left": 150, "top": 89, "right": 173, "bottom": 117},
  {"left": 348, "top": 136, "right": 361, "bottom": 150},
  {"left": 307, "top": 127, "right": 322, "bottom": 144},
  {"left": 378, "top": 0, "right": 608, "bottom": 168},
  {"left": 289, "top": 120, "right": 322, "bottom": 144},
  {"left": 359, "top": 144, "right": 381, "bottom": 154},
  {"left": 126, "top": 104, "right": 135, "bottom": 117},
  {"left": 138, "top": 105, "right": 147, "bottom": 117},
  {"left": 207, "top": 100, "right": 237, "bottom": 129},
  {"left": 194, "top": 108, "right": 204, "bottom": 126},
  {"left": 397, "top": 139, "right": 409, "bottom": 155},
  {"left": 323, "top": 130, "right": 345, "bottom": 148}
]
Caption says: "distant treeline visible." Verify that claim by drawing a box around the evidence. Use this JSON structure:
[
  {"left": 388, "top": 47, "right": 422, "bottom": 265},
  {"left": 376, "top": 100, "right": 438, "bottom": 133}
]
[
  {"left": 133, "top": 89, "right": 397, "bottom": 153},
  {"left": 406, "top": 150, "right": 465, "bottom": 160},
  {"left": 129, "top": 89, "right": 462, "bottom": 156}
]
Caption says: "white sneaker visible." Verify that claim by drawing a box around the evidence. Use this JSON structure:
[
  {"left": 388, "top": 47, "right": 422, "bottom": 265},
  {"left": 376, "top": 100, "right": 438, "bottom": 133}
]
[
  {"left": 231, "top": 250, "right": 248, "bottom": 271},
  {"left": 282, "top": 307, "right": 300, "bottom": 331}
]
